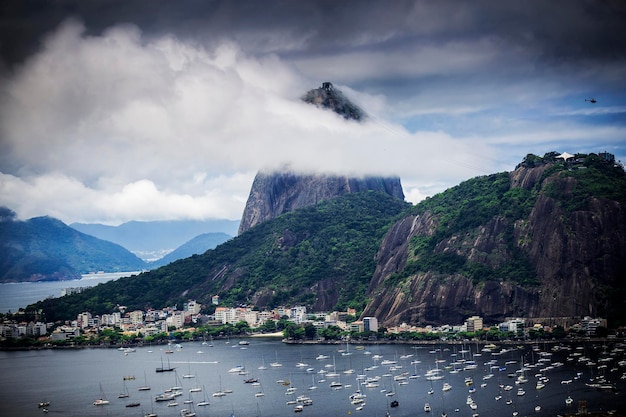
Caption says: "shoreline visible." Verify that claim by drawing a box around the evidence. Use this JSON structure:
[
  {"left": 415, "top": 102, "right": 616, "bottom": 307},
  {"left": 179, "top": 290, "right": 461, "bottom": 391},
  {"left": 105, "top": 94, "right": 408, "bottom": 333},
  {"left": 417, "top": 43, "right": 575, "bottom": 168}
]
[
  {"left": 2, "top": 335, "right": 620, "bottom": 351},
  {"left": 281, "top": 336, "right": 618, "bottom": 345}
]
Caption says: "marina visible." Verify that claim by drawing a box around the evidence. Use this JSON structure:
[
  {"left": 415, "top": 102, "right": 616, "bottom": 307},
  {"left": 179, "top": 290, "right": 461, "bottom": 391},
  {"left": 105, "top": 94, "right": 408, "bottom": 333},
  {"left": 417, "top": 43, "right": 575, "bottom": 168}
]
[{"left": 1, "top": 338, "right": 624, "bottom": 416}]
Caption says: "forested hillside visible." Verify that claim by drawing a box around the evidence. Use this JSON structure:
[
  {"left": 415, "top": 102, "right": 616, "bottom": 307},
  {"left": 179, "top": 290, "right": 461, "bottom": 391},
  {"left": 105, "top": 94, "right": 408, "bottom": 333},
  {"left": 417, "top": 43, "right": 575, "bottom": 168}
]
[
  {"left": 363, "top": 152, "right": 626, "bottom": 326},
  {"left": 31, "top": 192, "right": 410, "bottom": 321},
  {"left": 0, "top": 208, "right": 146, "bottom": 282},
  {"left": 28, "top": 152, "right": 626, "bottom": 327}
]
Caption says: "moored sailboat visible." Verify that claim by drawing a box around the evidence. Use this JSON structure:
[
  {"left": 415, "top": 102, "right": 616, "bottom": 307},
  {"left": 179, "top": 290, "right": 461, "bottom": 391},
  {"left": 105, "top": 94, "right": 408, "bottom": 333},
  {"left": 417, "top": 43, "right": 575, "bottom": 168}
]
[
  {"left": 93, "top": 383, "right": 110, "bottom": 405},
  {"left": 156, "top": 357, "right": 175, "bottom": 373},
  {"left": 138, "top": 371, "right": 151, "bottom": 391}
]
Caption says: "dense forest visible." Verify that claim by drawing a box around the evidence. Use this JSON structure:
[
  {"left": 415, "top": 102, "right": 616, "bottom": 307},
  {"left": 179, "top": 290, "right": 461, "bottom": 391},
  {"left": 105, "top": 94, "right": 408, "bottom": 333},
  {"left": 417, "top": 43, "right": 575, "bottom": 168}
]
[
  {"left": 0, "top": 208, "right": 146, "bottom": 282},
  {"left": 30, "top": 191, "right": 410, "bottom": 321},
  {"left": 26, "top": 152, "right": 626, "bottom": 326}
]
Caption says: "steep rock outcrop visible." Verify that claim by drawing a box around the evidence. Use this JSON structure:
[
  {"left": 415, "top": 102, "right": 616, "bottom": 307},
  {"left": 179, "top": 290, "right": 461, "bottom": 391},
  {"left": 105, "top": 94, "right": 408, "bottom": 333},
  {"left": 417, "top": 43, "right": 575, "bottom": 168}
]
[
  {"left": 238, "top": 83, "right": 404, "bottom": 234},
  {"left": 239, "top": 172, "right": 404, "bottom": 234},
  {"left": 515, "top": 192, "right": 626, "bottom": 318},
  {"left": 363, "top": 163, "right": 626, "bottom": 326}
]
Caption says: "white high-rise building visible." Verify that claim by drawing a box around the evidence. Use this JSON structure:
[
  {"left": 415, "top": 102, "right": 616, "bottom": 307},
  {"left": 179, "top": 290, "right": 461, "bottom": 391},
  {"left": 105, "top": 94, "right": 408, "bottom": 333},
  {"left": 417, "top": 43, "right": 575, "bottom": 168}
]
[{"left": 363, "top": 317, "right": 378, "bottom": 332}]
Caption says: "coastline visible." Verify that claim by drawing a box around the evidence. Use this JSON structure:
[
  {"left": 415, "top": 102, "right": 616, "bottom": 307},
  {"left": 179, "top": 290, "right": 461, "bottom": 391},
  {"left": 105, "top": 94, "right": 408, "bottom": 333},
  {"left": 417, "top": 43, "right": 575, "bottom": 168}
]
[{"left": 2, "top": 334, "right": 619, "bottom": 351}]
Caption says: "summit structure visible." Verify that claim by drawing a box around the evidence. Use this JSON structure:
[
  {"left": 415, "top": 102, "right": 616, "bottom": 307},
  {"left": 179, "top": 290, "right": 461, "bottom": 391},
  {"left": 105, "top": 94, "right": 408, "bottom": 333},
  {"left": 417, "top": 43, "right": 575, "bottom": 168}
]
[{"left": 238, "top": 83, "right": 404, "bottom": 235}]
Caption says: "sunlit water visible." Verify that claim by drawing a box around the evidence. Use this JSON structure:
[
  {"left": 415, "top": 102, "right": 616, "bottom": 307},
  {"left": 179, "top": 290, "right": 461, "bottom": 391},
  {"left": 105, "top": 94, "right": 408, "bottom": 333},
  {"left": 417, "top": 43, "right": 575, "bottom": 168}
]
[{"left": 0, "top": 339, "right": 624, "bottom": 416}]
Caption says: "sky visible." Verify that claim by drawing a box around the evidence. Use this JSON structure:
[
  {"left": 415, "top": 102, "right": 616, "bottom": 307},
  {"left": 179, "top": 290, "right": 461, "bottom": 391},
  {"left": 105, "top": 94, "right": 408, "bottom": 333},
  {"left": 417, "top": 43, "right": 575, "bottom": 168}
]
[{"left": 0, "top": 0, "right": 625, "bottom": 225}]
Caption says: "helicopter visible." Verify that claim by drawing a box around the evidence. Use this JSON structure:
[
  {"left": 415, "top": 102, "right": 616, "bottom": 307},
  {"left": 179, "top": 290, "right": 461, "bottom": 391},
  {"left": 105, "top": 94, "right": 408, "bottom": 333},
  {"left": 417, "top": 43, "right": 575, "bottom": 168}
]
[{"left": 585, "top": 98, "right": 597, "bottom": 103}]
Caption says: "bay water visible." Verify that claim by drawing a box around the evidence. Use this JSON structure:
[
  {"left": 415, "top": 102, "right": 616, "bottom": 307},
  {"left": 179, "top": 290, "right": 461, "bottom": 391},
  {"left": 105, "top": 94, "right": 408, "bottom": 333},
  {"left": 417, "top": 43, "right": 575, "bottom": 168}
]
[
  {"left": 1, "top": 338, "right": 624, "bottom": 417},
  {"left": 0, "top": 272, "right": 138, "bottom": 313}
]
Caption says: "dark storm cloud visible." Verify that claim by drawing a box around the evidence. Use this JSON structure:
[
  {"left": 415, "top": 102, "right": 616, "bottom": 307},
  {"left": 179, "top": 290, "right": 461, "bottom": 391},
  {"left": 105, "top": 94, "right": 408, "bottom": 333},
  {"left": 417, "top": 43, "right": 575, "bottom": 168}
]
[
  {"left": 0, "top": 0, "right": 624, "bottom": 224},
  {"left": 2, "top": 0, "right": 625, "bottom": 70}
]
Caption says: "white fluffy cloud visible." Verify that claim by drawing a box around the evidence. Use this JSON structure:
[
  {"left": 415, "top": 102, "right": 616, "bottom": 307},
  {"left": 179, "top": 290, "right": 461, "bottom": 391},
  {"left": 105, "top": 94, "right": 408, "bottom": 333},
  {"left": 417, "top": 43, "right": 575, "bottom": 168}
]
[
  {"left": 1, "top": 16, "right": 623, "bottom": 225},
  {"left": 0, "top": 20, "right": 497, "bottom": 224}
]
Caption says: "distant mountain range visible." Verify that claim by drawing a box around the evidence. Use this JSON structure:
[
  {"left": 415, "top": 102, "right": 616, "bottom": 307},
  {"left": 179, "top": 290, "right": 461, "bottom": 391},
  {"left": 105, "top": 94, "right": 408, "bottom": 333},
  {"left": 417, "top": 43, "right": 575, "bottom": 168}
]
[
  {"left": 149, "top": 232, "right": 232, "bottom": 268},
  {"left": 0, "top": 208, "right": 237, "bottom": 282},
  {"left": 71, "top": 219, "right": 238, "bottom": 261},
  {"left": 0, "top": 208, "right": 146, "bottom": 282}
]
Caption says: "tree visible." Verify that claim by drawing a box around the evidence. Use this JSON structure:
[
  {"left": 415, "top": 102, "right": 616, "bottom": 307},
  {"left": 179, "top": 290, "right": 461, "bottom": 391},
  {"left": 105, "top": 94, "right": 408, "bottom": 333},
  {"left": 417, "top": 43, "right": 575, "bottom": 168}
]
[
  {"left": 318, "top": 325, "right": 343, "bottom": 340},
  {"left": 304, "top": 323, "right": 317, "bottom": 339},
  {"left": 276, "top": 318, "right": 291, "bottom": 331},
  {"left": 551, "top": 325, "right": 567, "bottom": 339},
  {"left": 258, "top": 319, "right": 277, "bottom": 333},
  {"left": 283, "top": 323, "right": 304, "bottom": 340},
  {"left": 235, "top": 320, "right": 250, "bottom": 334}
]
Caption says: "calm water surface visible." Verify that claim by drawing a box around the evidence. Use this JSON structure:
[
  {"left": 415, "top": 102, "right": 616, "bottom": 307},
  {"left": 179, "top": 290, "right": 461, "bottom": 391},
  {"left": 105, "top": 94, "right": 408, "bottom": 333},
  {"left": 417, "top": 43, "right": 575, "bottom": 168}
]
[
  {"left": 0, "top": 272, "right": 138, "bottom": 312},
  {"left": 1, "top": 339, "right": 624, "bottom": 417}
]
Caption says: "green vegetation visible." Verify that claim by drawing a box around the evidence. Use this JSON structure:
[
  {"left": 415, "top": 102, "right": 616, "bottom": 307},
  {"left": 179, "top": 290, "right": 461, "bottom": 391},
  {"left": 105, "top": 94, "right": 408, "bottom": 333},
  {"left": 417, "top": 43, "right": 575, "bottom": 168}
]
[
  {"left": 395, "top": 172, "right": 538, "bottom": 286},
  {"left": 395, "top": 152, "right": 625, "bottom": 288},
  {"left": 21, "top": 151, "right": 626, "bottom": 324},
  {"left": 29, "top": 192, "right": 410, "bottom": 321},
  {"left": 0, "top": 209, "right": 146, "bottom": 282},
  {"left": 543, "top": 153, "right": 626, "bottom": 214}
]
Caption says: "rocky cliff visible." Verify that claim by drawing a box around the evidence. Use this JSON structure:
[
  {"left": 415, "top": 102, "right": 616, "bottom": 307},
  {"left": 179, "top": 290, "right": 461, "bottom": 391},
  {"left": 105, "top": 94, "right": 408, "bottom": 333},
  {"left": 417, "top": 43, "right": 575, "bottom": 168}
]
[
  {"left": 239, "top": 171, "right": 404, "bottom": 234},
  {"left": 238, "top": 82, "right": 404, "bottom": 234},
  {"left": 30, "top": 153, "right": 626, "bottom": 325},
  {"left": 362, "top": 155, "right": 626, "bottom": 327}
]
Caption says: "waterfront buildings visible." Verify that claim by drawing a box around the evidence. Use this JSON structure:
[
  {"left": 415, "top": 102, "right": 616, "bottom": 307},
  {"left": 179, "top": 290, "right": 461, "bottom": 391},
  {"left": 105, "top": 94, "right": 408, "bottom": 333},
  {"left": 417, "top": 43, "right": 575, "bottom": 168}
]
[{"left": 0, "top": 299, "right": 613, "bottom": 342}]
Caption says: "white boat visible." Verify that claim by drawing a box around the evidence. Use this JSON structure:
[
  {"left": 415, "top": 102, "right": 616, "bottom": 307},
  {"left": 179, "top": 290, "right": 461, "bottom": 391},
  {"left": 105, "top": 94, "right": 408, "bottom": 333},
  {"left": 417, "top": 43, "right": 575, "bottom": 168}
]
[
  {"left": 93, "top": 383, "right": 110, "bottom": 405},
  {"left": 155, "top": 393, "right": 175, "bottom": 402},
  {"left": 270, "top": 351, "right": 283, "bottom": 367},
  {"left": 118, "top": 380, "right": 130, "bottom": 398},
  {"left": 194, "top": 384, "right": 209, "bottom": 406},
  {"left": 424, "top": 403, "right": 431, "bottom": 412},
  {"left": 138, "top": 371, "right": 151, "bottom": 391},
  {"left": 181, "top": 408, "right": 197, "bottom": 417},
  {"left": 182, "top": 361, "right": 196, "bottom": 379}
]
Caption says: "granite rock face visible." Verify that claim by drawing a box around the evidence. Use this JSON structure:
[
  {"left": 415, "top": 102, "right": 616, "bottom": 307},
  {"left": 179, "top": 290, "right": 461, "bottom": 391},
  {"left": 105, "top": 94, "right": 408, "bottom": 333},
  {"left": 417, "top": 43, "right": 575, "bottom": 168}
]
[
  {"left": 239, "top": 172, "right": 404, "bottom": 234},
  {"left": 363, "top": 164, "right": 626, "bottom": 326},
  {"left": 238, "top": 82, "right": 404, "bottom": 234}
]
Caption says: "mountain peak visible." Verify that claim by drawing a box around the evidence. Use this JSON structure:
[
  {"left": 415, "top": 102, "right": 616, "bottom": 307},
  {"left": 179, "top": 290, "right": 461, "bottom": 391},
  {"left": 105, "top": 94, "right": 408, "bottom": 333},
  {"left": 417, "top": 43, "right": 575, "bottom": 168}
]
[
  {"left": 238, "top": 83, "right": 400, "bottom": 234},
  {"left": 301, "top": 82, "right": 365, "bottom": 121}
]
